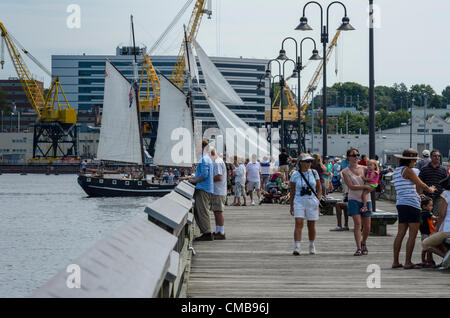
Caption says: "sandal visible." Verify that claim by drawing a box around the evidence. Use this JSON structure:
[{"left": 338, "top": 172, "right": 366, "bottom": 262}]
[
  {"left": 361, "top": 243, "right": 368, "bottom": 255},
  {"left": 392, "top": 263, "right": 403, "bottom": 269},
  {"left": 354, "top": 249, "right": 362, "bottom": 256}
]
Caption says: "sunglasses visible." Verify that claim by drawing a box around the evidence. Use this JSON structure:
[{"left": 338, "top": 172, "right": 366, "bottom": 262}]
[
  {"left": 349, "top": 154, "right": 360, "bottom": 157},
  {"left": 301, "top": 160, "right": 313, "bottom": 163}
]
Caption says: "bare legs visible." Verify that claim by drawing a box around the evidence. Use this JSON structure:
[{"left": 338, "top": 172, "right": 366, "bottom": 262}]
[
  {"left": 335, "top": 203, "right": 349, "bottom": 228},
  {"left": 393, "top": 222, "right": 420, "bottom": 268},
  {"left": 294, "top": 218, "right": 316, "bottom": 242},
  {"left": 361, "top": 188, "right": 375, "bottom": 212},
  {"left": 352, "top": 215, "right": 371, "bottom": 250}
]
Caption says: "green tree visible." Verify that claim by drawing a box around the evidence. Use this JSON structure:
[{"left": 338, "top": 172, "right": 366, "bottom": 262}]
[
  {"left": 441, "top": 86, "right": 450, "bottom": 106},
  {"left": 0, "top": 88, "right": 12, "bottom": 115},
  {"left": 410, "top": 84, "right": 435, "bottom": 107},
  {"left": 429, "top": 94, "right": 444, "bottom": 109},
  {"left": 392, "top": 83, "right": 409, "bottom": 111}
]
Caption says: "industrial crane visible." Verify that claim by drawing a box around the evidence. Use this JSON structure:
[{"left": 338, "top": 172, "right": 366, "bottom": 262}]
[
  {"left": 300, "top": 30, "right": 342, "bottom": 116},
  {"left": 170, "top": 0, "right": 212, "bottom": 89},
  {"left": 0, "top": 22, "right": 78, "bottom": 161},
  {"left": 138, "top": 0, "right": 211, "bottom": 111},
  {"left": 138, "top": 53, "right": 160, "bottom": 112}
]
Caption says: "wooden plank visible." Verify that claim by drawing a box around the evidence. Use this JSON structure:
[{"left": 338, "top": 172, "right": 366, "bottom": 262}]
[{"left": 187, "top": 193, "right": 450, "bottom": 298}]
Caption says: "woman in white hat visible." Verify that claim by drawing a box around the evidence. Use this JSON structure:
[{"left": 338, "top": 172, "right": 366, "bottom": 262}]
[
  {"left": 289, "top": 153, "right": 322, "bottom": 255},
  {"left": 392, "top": 148, "right": 436, "bottom": 269}
]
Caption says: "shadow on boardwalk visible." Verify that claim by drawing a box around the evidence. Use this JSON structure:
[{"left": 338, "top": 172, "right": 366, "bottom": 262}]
[{"left": 188, "top": 193, "right": 450, "bottom": 298}]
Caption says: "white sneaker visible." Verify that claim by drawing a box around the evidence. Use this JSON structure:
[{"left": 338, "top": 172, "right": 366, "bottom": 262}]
[
  {"left": 309, "top": 244, "right": 316, "bottom": 255},
  {"left": 293, "top": 248, "right": 300, "bottom": 256},
  {"left": 251, "top": 200, "right": 255, "bottom": 206}
]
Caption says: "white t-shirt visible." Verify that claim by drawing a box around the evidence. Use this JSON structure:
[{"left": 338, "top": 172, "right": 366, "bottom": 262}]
[
  {"left": 246, "top": 162, "right": 261, "bottom": 182},
  {"left": 213, "top": 157, "right": 227, "bottom": 196},
  {"left": 234, "top": 164, "right": 246, "bottom": 185}
]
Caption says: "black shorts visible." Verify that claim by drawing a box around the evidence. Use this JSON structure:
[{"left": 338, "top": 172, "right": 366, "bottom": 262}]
[{"left": 396, "top": 205, "right": 421, "bottom": 223}]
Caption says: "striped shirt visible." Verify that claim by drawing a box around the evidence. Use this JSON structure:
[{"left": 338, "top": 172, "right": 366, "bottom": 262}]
[
  {"left": 419, "top": 164, "right": 448, "bottom": 199},
  {"left": 393, "top": 167, "right": 421, "bottom": 209}
]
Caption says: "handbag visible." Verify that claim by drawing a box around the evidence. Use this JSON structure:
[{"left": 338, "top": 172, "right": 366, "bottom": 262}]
[{"left": 299, "top": 170, "right": 326, "bottom": 208}]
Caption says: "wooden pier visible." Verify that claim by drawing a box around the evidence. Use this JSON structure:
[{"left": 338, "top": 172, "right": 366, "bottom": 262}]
[{"left": 188, "top": 194, "right": 450, "bottom": 298}]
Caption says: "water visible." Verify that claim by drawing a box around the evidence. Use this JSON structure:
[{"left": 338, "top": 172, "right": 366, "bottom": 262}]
[{"left": 0, "top": 174, "right": 154, "bottom": 297}]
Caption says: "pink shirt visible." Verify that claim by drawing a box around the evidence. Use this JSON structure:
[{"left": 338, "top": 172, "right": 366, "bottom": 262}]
[{"left": 366, "top": 170, "right": 379, "bottom": 185}]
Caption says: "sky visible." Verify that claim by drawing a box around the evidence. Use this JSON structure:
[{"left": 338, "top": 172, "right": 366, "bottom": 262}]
[{"left": 1, "top": 0, "right": 449, "bottom": 95}]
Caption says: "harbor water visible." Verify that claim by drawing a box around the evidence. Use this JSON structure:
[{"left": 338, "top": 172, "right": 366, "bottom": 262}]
[{"left": 0, "top": 174, "right": 154, "bottom": 297}]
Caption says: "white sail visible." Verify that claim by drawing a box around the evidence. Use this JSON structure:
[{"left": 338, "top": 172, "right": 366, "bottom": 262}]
[
  {"left": 96, "top": 60, "right": 143, "bottom": 165},
  {"left": 193, "top": 39, "right": 244, "bottom": 105},
  {"left": 153, "top": 75, "right": 196, "bottom": 167},
  {"left": 202, "top": 88, "right": 275, "bottom": 160}
]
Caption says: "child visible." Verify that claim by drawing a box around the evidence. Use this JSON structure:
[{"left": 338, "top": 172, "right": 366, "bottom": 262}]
[
  {"left": 361, "top": 159, "right": 379, "bottom": 212},
  {"left": 419, "top": 196, "right": 438, "bottom": 267}
]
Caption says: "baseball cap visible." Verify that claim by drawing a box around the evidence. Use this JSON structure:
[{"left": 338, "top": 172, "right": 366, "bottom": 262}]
[{"left": 422, "top": 150, "right": 430, "bottom": 157}]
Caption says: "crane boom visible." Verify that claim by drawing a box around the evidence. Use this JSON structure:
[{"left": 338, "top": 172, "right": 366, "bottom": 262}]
[
  {"left": 300, "top": 30, "right": 341, "bottom": 116},
  {"left": 170, "top": 0, "right": 212, "bottom": 89},
  {"left": 0, "top": 22, "right": 76, "bottom": 124},
  {"left": 1, "top": 22, "right": 45, "bottom": 118}
]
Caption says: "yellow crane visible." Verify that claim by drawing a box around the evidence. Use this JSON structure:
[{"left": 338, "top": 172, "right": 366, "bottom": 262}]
[
  {"left": 170, "top": 0, "right": 212, "bottom": 89},
  {"left": 299, "top": 30, "right": 342, "bottom": 116},
  {"left": 1, "top": 22, "right": 78, "bottom": 160},
  {"left": 138, "top": 53, "right": 160, "bottom": 112},
  {"left": 138, "top": 0, "right": 211, "bottom": 111}
]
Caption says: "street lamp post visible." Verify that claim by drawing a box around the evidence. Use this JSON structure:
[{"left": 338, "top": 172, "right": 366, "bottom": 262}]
[
  {"left": 265, "top": 58, "right": 298, "bottom": 151},
  {"left": 310, "top": 86, "right": 316, "bottom": 152},
  {"left": 424, "top": 95, "right": 427, "bottom": 150},
  {"left": 295, "top": 0, "right": 355, "bottom": 156},
  {"left": 369, "top": 0, "right": 376, "bottom": 160},
  {"left": 258, "top": 73, "right": 281, "bottom": 157},
  {"left": 410, "top": 97, "right": 415, "bottom": 148},
  {"left": 277, "top": 36, "right": 321, "bottom": 155}
]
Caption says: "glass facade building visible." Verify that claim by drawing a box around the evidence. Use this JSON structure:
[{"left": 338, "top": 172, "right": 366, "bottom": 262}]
[{"left": 52, "top": 49, "right": 270, "bottom": 127}]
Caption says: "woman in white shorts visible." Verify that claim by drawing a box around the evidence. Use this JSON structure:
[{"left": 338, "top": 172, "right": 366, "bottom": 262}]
[{"left": 289, "top": 153, "right": 322, "bottom": 256}]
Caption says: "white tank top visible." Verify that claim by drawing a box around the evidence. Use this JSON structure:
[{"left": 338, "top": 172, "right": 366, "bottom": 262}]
[{"left": 393, "top": 167, "right": 421, "bottom": 210}]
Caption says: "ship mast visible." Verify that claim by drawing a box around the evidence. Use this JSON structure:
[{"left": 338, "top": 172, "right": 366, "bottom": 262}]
[{"left": 131, "top": 15, "right": 147, "bottom": 177}]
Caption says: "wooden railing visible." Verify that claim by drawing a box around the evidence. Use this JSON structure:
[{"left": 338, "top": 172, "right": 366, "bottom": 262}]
[{"left": 32, "top": 181, "right": 196, "bottom": 298}]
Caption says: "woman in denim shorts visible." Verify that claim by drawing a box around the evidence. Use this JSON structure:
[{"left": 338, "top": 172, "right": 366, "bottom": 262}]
[{"left": 342, "top": 148, "right": 373, "bottom": 256}]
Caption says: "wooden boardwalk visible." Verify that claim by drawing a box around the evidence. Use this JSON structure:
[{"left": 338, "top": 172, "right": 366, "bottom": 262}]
[{"left": 187, "top": 194, "right": 450, "bottom": 298}]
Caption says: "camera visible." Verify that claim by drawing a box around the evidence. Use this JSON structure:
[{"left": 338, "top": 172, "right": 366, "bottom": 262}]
[{"left": 300, "top": 187, "right": 312, "bottom": 196}]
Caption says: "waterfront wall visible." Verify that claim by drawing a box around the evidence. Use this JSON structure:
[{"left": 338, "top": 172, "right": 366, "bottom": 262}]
[{"left": 32, "top": 181, "right": 196, "bottom": 298}]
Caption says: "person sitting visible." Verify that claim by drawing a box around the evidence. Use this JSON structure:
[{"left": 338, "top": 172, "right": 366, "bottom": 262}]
[{"left": 421, "top": 175, "right": 450, "bottom": 269}]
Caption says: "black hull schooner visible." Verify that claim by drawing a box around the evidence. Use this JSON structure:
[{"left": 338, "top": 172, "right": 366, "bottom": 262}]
[{"left": 77, "top": 175, "right": 176, "bottom": 197}]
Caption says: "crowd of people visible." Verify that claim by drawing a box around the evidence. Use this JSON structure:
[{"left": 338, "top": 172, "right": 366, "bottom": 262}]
[{"left": 187, "top": 139, "right": 450, "bottom": 270}]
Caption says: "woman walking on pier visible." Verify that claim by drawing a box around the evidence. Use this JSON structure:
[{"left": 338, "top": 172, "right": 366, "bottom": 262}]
[
  {"left": 342, "top": 148, "right": 372, "bottom": 256},
  {"left": 289, "top": 153, "right": 322, "bottom": 256},
  {"left": 392, "top": 148, "right": 436, "bottom": 269}
]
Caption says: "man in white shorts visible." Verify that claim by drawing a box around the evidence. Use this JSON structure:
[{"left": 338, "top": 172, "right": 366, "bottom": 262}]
[
  {"left": 210, "top": 149, "right": 227, "bottom": 240},
  {"left": 246, "top": 154, "right": 262, "bottom": 205}
]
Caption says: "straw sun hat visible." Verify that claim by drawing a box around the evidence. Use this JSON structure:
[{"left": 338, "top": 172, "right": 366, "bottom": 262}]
[{"left": 394, "top": 148, "right": 421, "bottom": 160}]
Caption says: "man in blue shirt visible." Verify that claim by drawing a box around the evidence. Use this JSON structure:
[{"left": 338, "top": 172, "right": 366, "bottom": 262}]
[{"left": 189, "top": 140, "right": 215, "bottom": 241}]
